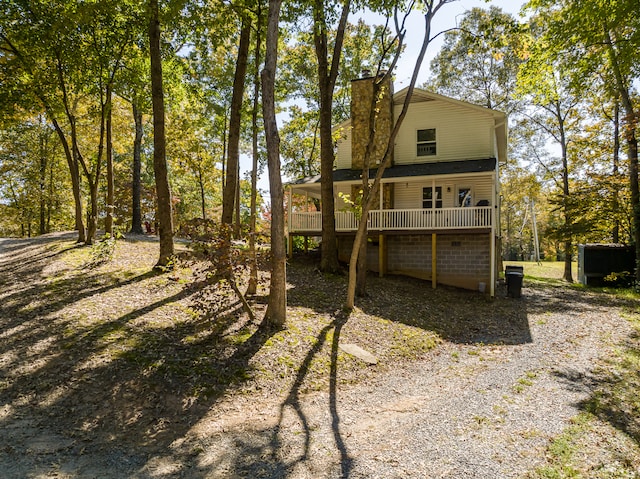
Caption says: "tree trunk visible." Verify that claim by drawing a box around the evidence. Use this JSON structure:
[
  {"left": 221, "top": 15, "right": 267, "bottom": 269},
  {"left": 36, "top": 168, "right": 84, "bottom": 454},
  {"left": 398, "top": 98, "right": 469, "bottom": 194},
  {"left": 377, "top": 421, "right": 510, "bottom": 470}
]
[
  {"left": 84, "top": 86, "right": 107, "bottom": 246},
  {"left": 347, "top": 2, "right": 442, "bottom": 308},
  {"left": 222, "top": 18, "right": 251, "bottom": 227},
  {"left": 198, "top": 165, "right": 206, "bottom": 220},
  {"left": 235, "top": 160, "right": 241, "bottom": 238},
  {"left": 149, "top": 0, "right": 174, "bottom": 266},
  {"left": 130, "top": 99, "right": 144, "bottom": 234},
  {"left": 39, "top": 132, "right": 47, "bottom": 236},
  {"left": 47, "top": 155, "right": 54, "bottom": 233},
  {"left": 356, "top": 234, "right": 368, "bottom": 295},
  {"left": 353, "top": 75, "right": 383, "bottom": 297},
  {"left": 56, "top": 52, "right": 95, "bottom": 245},
  {"left": 557, "top": 102, "right": 573, "bottom": 283},
  {"left": 221, "top": 107, "right": 228, "bottom": 193},
  {"left": 105, "top": 87, "right": 114, "bottom": 236},
  {"left": 51, "top": 117, "right": 85, "bottom": 243},
  {"left": 612, "top": 99, "right": 620, "bottom": 243},
  {"left": 313, "top": 0, "right": 350, "bottom": 274},
  {"left": 625, "top": 125, "right": 640, "bottom": 281},
  {"left": 247, "top": 3, "right": 263, "bottom": 296},
  {"left": 628, "top": 134, "right": 640, "bottom": 284},
  {"left": 86, "top": 180, "right": 99, "bottom": 244},
  {"left": 262, "top": 0, "right": 286, "bottom": 327},
  {"left": 604, "top": 28, "right": 640, "bottom": 283}
]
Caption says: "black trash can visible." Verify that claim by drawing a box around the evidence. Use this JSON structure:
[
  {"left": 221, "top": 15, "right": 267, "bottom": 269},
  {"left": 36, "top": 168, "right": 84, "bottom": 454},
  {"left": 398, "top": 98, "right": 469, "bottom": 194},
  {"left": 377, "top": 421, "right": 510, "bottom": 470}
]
[
  {"left": 506, "top": 271, "right": 523, "bottom": 298},
  {"left": 505, "top": 265, "right": 524, "bottom": 277}
]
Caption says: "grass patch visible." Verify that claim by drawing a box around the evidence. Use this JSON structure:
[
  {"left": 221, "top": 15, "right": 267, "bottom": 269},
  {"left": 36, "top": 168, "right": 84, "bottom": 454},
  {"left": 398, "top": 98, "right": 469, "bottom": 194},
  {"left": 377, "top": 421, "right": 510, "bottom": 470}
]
[
  {"left": 390, "top": 326, "right": 440, "bottom": 359},
  {"left": 529, "top": 412, "right": 639, "bottom": 479},
  {"left": 503, "top": 261, "right": 577, "bottom": 281},
  {"left": 512, "top": 370, "right": 538, "bottom": 394}
]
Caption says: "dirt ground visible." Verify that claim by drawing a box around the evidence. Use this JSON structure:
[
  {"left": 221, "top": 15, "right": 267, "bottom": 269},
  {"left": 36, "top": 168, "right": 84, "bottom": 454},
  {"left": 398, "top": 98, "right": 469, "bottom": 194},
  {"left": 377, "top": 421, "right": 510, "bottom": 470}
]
[{"left": 1, "top": 232, "right": 639, "bottom": 478}]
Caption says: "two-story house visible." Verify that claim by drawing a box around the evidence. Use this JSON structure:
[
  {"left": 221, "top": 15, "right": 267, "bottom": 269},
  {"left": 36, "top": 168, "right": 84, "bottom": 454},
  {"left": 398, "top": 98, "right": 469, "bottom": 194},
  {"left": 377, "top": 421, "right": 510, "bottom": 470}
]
[{"left": 286, "top": 74, "right": 507, "bottom": 297}]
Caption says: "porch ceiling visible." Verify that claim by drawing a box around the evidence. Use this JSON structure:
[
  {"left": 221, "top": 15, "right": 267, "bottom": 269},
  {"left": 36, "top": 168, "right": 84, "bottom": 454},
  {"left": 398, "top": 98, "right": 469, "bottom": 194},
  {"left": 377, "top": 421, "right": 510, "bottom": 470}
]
[{"left": 289, "top": 158, "right": 496, "bottom": 189}]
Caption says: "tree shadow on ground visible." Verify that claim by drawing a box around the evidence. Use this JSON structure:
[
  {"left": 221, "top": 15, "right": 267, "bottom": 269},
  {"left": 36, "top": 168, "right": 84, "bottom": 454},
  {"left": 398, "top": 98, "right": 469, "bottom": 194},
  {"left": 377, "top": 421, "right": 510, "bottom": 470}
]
[
  {"left": 0, "top": 236, "right": 281, "bottom": 478},
  {"left": 220, "top": 309, "right": 354, "bottom": 479},
  {"left": 274, "top": 309, "right": 352, "bottom": 478},
  {"left": 0, "top": 234, "right": 81, "bottom": 287},
  {"left": 177, "top": 259, "right": 640, "bottom": 478},
  {"left": 216, "top": 254, "right": 544, "bottom": 478},
  {"left": 4, "top": 240, "right": 636, "bottom": 478},
  {"left": 286, "top": 254, "right": 533, "bottom": 345}
]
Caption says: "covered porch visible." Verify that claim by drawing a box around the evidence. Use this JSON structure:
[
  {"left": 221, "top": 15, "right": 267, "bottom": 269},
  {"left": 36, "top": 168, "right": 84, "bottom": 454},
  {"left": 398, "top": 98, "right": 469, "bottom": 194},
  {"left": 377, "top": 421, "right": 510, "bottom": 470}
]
[
  {"left": 287, "top": 159, "right": 498, "bottom": 234},
  {"left": 285, "top": 159, "right": 500, "bottom": 296}
]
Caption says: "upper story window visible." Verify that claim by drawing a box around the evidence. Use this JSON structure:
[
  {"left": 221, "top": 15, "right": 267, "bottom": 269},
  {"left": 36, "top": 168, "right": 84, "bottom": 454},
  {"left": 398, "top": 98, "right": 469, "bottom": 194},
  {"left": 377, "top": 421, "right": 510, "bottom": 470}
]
[{"left": 417, "top": 128, "right": 436, "bottom": 157}]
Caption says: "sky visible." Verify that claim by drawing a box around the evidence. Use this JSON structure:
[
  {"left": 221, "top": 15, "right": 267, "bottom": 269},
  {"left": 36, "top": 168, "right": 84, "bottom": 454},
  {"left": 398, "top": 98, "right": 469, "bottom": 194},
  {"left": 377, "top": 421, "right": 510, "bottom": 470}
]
[{"left": 249, "top": 0, "right": 527, "bottom": 195}]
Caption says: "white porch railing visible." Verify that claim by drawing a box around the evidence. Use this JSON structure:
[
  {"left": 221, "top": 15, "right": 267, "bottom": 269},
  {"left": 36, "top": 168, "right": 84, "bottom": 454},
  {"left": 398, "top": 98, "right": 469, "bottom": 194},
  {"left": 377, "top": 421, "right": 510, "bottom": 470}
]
[{"left": 289, "top": 206, "right": 493, "bottom": 233}]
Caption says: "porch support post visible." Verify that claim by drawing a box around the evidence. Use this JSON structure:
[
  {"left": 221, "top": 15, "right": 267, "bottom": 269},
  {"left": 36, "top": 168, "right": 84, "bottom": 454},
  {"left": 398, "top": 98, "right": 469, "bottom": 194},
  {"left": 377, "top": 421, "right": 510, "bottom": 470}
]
[
  {"left": 287, "top": 186, "right": 292, "bottom": 229},
  {"left": 431, "top": 179, "right": 436, "bottom": 229},
  {"left": 378, "top": 234, "right": 386, "bottom": 277},
  {"left": 432, "top": 178, "right": 436, "bottom": 209},
  {"left": 287, "top": 186, "right": 293, "bottom": 258},
  {"left": 490, "top": 181, "right": 496, "bottom": 297},
  {"left": 431, "top": 233, "right": 437, "bottom": 289},
  {"left": 490, "top": 217, "right": 496, "bottom": 297}
]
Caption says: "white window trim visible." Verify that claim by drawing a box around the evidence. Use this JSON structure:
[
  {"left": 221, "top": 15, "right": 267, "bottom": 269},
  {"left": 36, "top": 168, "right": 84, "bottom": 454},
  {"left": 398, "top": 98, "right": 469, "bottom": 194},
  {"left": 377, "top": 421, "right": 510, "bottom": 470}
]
[
  {"left": 457, "top": 186, "right": 473, "bottom": 207},
  {"left": 416, "top": 128, "right": 437, "bottom": 159},
  {"left": 422, "top": 185, "right": 443, "bottom": 209}
]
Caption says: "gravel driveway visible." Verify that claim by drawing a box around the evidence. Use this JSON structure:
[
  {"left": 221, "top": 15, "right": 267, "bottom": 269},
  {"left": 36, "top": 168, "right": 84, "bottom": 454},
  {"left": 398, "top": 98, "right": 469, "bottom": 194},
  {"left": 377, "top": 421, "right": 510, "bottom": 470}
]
[{"left": 167, "top": 284, "right": 635, "bottom": 478}]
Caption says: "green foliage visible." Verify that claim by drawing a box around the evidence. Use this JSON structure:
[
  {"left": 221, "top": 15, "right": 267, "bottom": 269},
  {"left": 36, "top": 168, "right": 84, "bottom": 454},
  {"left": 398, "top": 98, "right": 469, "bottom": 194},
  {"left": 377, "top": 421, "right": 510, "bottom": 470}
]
[
  {"left": 500, "top": 162, "right": 545, "bottom": 260},
  {"left": 518, "top": 0, "right": 640, "bottom": 259},
  {"left": 290, "top": 235, "right": 318, "bottom": 253},
  {"left": 0, "top": 0, "right": 637, "bottom": 266},
  {"left": 280, "top": 106, "right": 322, "bottom": 178},
  {"left": 427, "top": 6, "right": 524, "bottom": 113},
  {"left": 279, "top": 19, "right": 397, "bottom": 181},
  {"left": 86, "top": 229, "right": 124, "bottom": 268},
  {"left": 0, "top": 116, "right": 74, "bottom": 236},
  {"left": 603, "top": 271, "right": 632, "bottom": 287},
  {"left": 338, "top": 191, "right": 362, "bottom": 215}
]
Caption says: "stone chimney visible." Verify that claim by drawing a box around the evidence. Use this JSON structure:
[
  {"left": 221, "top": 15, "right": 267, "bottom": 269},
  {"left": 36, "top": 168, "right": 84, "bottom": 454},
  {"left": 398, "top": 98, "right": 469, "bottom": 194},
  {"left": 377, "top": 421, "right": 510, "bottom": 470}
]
[{"left": 350, "top": 72, "right": 394, "bottom": 170}]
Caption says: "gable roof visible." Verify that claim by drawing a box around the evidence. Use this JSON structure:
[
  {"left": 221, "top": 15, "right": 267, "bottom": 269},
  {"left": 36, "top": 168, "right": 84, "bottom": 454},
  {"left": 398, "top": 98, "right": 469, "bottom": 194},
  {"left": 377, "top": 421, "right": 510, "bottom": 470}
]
[{"left": 393, "top": 87, "right": 504, "bottom": 117}]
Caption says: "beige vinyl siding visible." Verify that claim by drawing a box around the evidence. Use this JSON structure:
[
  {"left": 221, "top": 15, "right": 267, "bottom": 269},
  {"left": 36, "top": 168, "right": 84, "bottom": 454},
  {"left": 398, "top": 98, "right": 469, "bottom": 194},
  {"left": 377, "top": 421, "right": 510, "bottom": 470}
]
[
  {"left": 393, "top": 101, "right": 495, "bottom": 165},
  {"left": 386, "top": 174, "right": 494, "bottom": 209},
  {"left": 393, "top": 182, "right": 423, "bottom": 209},
  {"left": 335, "top": 98, "right": 498, "bottom": 169},
  {"left": 335, "top": 126, "right": 352, "bottom": 170},
  {"left": 452, "top": 176, "right": 493, "bottom": 207}
]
